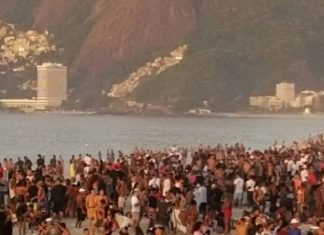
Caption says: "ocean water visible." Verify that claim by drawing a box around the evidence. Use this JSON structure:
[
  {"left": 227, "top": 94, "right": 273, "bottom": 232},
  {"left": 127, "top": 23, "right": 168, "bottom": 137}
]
[{"left": 0, "top": 113, "right": 324, "bottom": 160}]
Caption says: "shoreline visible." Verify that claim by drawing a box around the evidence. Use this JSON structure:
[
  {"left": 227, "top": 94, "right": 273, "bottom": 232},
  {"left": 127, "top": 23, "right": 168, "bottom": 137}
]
[{"left": 2, "top": 110, "right": 324, "bottom": 118}]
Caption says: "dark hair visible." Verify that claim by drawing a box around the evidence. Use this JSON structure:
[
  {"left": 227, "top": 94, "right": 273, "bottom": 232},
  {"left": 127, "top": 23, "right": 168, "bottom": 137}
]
[
  {"left": 17, "top": 195, "right": 25, "bottom": 203},
  {"left": 192, "top": 221, "right": 202, "bottom": 233},
  {"left": 280, "top": 219, "right": 289, "bottom": 228}
]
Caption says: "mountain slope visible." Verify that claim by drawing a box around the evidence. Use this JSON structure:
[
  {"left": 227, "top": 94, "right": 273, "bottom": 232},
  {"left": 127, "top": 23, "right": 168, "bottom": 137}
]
[
  {"left": 133, "top": 0, "right": 324, "bottom": 111},
  {"left": 1, "top": 0, "right": 324, "bottom": 112},
  {"left": 0, "top": 0, "right": 200, "bottom": 109}
]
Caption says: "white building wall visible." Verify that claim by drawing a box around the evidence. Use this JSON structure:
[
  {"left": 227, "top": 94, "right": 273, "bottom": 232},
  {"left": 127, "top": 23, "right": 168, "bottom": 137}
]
[
  {"left": 276, "top": 82, "right": 295, "bottom": 106},
  {"left": 37, "top": 63, "right": 67, "bottom": 107}
]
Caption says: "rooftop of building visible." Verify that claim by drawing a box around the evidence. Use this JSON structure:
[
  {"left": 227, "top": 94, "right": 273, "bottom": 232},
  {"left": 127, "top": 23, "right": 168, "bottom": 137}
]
[{"left": 37, "top": 62, "right": 67, "bottom": 69}]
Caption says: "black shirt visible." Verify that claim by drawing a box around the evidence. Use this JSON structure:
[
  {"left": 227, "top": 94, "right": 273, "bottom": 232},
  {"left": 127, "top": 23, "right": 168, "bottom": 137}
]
[
  {"left": 50, "top": 158, "right": 57, "bottom": 167},
  {"left": 148, "top": 195, "right": 157, "bottom": 209},
  {"left": 28, "top": 185, "right": 38, "bottom": 202},
  {"left": 16, "top": 160, "right": 24, "bottom": 171},
  {"left": 209, "top": 188, "right": 223, "bottom": 209},
  {"left": 51, "top": 184, "right": 66, "bottom": 203},
  {"left": 16, "top": 203, "right": 27, "bottom": 218},
  {"left": 108, "top": 170, "right": 124, "bottom": 188},
  {"left": 37, "top": 158, "right": 45, "bottom": 167},
  {"left": 24, "top": 159, "right": 32, "bottom": 170},
  {"left": 35, "top": 168, "right": 43, "bottom": 182},
  {"left": 0, "top": 211, "right": 5, "bottom": 231},
  {"left": 157, "top": 201, "right": 169, "bottom": 218},
  {"left": 4, "top": 219, "right": 12, "bottom": 235},
  {"left": 16, "top": 179, "right": 27, "bottom": 187}
]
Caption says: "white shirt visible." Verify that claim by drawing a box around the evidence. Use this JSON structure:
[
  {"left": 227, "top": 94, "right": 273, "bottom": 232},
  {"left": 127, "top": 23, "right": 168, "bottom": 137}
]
[
  {"left": 245, "top": 179, "right": 256, "bottom": 192},
  {"left": 148, "top": 177, "right": 161, "bottom": 189},
  {"left": 300, "top": 169, "right": 308, "bottom": 182},
  {"left": 286, "top": 160, "right": 294, "bottom": 172},
  {"left": 234, "top": 177, "right": 244, "bottom": 193},
  {"left": 131, "top": 195, "right": 140, "bottom": 212},
  {"left": 162, "top": 178, "right": 171, "bottom": 196},
  {"left": 291, "top": 163, "right": 298, "bottom": 175},
  {"left": 194, "top": 185, "right": 207, "bottom": 205},
  {"left": 296, "top": 160, "right": 303, "bottom": 168}
]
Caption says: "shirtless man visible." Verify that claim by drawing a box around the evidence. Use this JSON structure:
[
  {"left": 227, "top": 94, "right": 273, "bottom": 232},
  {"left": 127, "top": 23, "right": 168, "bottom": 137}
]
[
  {"left": 317, "top": 220, "right": 324, "bottom": 235},
  {"left": 116, "top": 177, "right": 127, "bottom": 212}
]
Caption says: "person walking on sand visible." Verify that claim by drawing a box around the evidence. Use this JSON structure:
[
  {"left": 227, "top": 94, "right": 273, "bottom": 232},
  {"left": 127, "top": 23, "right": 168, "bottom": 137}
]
[
  {"left": 86, "top": 188, "right": 98, "bottom": 235},
  {"left": 51, "top": 178, "right": 67, "bottom": 219},
  {"left": 76, "top": 188, "right": 87, "bottom": 228},
  {"left": 131, "top": 188, "right": 141, "bottom": 228},
  {"left": 222, "top": 197, "right": 232, "bottom": 235}
]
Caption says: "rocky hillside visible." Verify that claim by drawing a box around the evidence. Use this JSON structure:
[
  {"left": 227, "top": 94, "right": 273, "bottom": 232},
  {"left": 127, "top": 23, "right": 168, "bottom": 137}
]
[{"left": 1, "top": 0, "right": 324, "bottom": 112}]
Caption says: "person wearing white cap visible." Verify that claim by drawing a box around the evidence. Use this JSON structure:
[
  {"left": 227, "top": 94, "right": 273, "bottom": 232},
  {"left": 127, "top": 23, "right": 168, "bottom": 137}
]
[{"left": 287, "top": 218, "right": 301, "bottom": 235}]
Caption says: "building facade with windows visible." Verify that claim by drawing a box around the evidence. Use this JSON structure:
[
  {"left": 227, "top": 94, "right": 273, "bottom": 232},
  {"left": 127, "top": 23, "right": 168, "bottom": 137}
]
[{"left": 0, "top": 63, "right": 67, "bottom": 111}]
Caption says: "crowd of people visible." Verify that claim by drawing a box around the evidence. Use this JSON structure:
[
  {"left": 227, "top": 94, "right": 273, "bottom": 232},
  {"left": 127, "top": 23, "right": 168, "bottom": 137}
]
[{"left": 0, "top": 135, "right": 323, "bottom": 235}]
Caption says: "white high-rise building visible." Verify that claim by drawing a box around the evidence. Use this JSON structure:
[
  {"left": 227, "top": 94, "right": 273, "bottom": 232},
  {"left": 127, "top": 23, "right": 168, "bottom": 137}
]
[
  {"left": 37, "top": 63, "right": 67, "bottom": 107},
  {"left": 0, "top": 63, "right": 68, "bottom": 112},
  {"left": 276, "top": 82, "right": 295, "bottom": 106}
]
